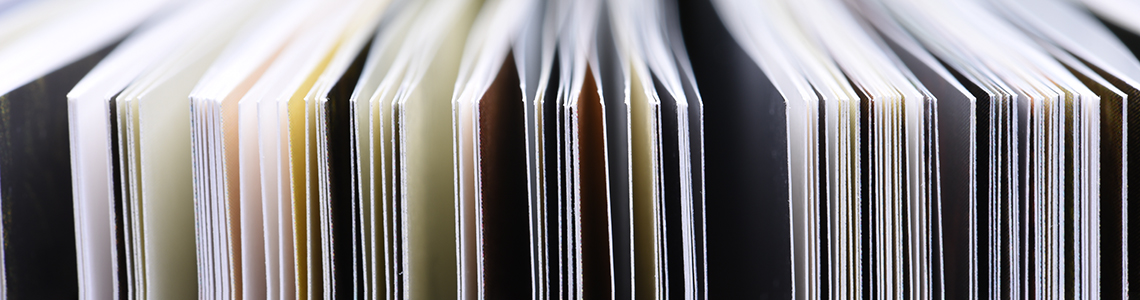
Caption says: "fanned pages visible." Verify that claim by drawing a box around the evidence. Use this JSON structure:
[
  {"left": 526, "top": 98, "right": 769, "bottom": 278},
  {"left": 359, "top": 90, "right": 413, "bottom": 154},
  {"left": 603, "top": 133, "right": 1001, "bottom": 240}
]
[{"left": 1, "top": 0, "right": 1137, "bottom": 298}]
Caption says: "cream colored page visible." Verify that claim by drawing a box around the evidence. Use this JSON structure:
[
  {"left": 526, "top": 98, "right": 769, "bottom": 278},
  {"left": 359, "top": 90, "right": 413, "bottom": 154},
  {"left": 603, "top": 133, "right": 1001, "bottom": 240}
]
[
  {"left": 137, "top": 52, "right": 217, "bottom": 299},
  {"left": 628, "top": 67, "right": 660, "bottom": 300},
  {"left": 401, "top": 1, "right": 481, "bottom": 300}
]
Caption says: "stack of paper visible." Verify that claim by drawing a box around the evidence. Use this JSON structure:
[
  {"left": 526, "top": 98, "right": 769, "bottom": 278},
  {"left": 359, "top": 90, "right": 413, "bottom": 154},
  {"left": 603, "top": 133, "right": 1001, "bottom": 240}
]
[{"left": 0, "top": 0, "right": 1137, "bottom": 298}]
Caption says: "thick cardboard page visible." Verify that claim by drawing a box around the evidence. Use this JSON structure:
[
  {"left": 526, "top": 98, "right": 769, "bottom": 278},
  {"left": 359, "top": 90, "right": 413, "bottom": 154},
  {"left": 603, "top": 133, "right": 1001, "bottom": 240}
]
[
  {"left": 319, "top": 38, "right": 371, "bottom": 298},
  {"left": 1091, "top": 19, "right": 1139, "bottom": 299},
  {"left": 450, "top": 0, "right": 541, "bottom": 295},
  {"left": 628, "top": 67, "right": 660, "bottom": 300},
  {"left": 660, "top": 1, "right": 708, "bottom": 297},
  {"left": 513, "top": 4, "right": 544, "bottom": 297},
  {"left": 539, "top": 51, "right": 565, "bottom": 300},
  {"left": 596, "top": 5, "right": 633, "bottom": 298},
  {"left": 678, "top": 0, "right": 791, "bottom": 297},
  {"left": 666, "top": 11, "right": 708, "bottom": 300},
  {"left": 945, "top": 70, "right": 992, "bottom": 300},
  {"left": 475, "top": 51, "right": 533, "bottom": 298},
  {"left": 573, "top": 66, "right": 613, "bottom": 299},
  {"left": 678, "top": 73, "right": 707, "bottom": 300},
  {"left": 0, "top": 41, "right": 117, "bottom": 300},
  {"left": 652, "top": 74, "right": 687, "bottom": 300},
  {"left": 398, "top": 58, "right": 460, "bottom": 299},
  {"left": 1069, "top": 55, "right": 1135, "bottom": 300}
]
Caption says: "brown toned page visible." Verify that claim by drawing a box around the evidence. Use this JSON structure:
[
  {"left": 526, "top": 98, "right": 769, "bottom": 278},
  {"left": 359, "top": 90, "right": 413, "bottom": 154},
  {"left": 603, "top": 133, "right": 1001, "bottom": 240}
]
[
  {"left": 576, "top": 66, "right": 614, "bottom": 299},
  {"left": 477, "top": 51, "right": 533, "bottom": 298}
]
